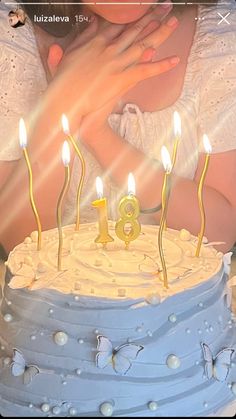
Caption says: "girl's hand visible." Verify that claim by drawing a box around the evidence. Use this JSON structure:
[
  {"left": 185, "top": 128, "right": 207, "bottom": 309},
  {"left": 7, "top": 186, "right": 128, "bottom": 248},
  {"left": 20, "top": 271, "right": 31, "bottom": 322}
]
[
  {"left": 47, "top": 1, "right": 173, "bottom": 75},
  {"left": 77, "top": 7, "right": 174, "bottom": 145},
  {"left": 47, "top": 5, "right": 179, "bottom": 126}
]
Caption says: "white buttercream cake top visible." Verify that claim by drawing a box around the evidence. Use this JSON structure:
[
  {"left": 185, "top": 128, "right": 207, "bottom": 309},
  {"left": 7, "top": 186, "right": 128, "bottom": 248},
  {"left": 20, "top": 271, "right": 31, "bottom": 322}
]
[{"left": 6, "top": 222, "right": 223, "bottom": 301}]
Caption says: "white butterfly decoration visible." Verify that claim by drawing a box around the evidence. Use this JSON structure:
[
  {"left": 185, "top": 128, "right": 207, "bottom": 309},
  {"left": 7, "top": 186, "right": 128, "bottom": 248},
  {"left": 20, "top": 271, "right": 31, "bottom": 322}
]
[
  {"left": 225, "top": 286, "right": 233, "bottom": 308},
  {"left": 9, "top": 265, "right": 35, "bottom": 289},
  {"left": 11, "top": 349, "right": 39, "bottom": 386},
  {"left": 223, "top": 252, "right": 233, "bottom": 276},
  {"left": 138, "top": 254, "right": 161, "bottom": 276},
  {"left": 201, "top": 342, "right": 234, "bottom": 382},
  {"left": 96, "top": 336, "right": 144, "bottom": 375}
]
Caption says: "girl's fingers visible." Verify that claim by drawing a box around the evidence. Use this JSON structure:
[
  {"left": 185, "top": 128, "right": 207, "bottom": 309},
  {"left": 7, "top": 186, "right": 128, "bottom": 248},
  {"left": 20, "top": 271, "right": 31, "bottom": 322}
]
[
  {"left": 135, "top": 20, "right": 160, "bottom": 43},
  {"left": 98, "top": 22, "right": 126, "bottom": 45},
  {"left": 66, "top": 16, "right": 99, "bottom": 53},
  {"left": 152, "top": 1, "right": 173, "bottom": 17},
  {"left": 115, "top": 6, "right": 170, "bottom": 53},
  {"left": 47, "top": 44, "right": 64, "bottom": 76},
  {"left": 120, "top": 16, "right": 179, "bottom": 67},
  {"left": 124, "top": 55, "right": 180, "bottom": 85},
  {"left": 139, "top": 47, "right": 156, "bottom": 63},
  {"left": 115, "top": 15, "right": 158, "bottom": 52}
]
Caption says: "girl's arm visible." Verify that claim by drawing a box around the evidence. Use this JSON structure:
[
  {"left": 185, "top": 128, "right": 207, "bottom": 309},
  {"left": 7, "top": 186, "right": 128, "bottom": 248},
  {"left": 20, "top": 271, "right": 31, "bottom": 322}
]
[{"left": 83, "top": 122, "right": 236, "bottom": 253}]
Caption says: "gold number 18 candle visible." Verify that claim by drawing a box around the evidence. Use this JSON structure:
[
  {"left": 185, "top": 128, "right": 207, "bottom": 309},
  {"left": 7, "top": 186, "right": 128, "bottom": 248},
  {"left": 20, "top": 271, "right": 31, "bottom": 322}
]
[
  {"left": 92, "top": 177, "right": 114, "bottom": 247},
  {"left": 115, "top": 173, "right": 141, "bottom": 250}
]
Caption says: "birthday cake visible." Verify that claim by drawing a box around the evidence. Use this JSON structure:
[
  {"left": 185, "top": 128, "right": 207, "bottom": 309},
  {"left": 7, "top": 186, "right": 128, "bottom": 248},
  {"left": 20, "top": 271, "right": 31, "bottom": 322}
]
[{"left": 0, "top": 221, "right": 236, "bottom": 417}]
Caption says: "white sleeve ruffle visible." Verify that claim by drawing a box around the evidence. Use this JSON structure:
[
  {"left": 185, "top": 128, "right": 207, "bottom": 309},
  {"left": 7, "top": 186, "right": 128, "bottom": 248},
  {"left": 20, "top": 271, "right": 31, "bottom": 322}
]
[{"left": 0, "top": 1, "right": 47, "bottom": 161}]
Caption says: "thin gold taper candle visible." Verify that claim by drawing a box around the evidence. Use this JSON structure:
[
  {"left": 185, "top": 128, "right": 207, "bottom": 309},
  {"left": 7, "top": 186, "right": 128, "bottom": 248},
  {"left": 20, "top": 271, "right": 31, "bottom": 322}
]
[
  {"left": 19, "top": 118, "right": 42, "bottom": 250},
  {"left": 158, "top": 146, "right": 172, "bottom": 289},
  {"left": 195, "top": 134, "right": 212, "bottom": 257},
  {"left": 57, "top": 141, "right": 71, "bottom": 271},
  {"left": 62, "top": 114, "right": 85, "bottom": 231},
  {"left": 172, "top": 111, "right": 181, "bottom": 168},
  {"left": 164, "top": 111, "right": 181, "bottom": 231}
]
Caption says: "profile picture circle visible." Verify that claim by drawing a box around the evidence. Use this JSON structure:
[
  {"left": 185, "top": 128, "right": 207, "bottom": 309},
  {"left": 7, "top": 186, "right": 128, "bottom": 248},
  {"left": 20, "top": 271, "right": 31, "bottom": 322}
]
[{"left": 8, "top": 8, "right": 27, "bottom": 28}]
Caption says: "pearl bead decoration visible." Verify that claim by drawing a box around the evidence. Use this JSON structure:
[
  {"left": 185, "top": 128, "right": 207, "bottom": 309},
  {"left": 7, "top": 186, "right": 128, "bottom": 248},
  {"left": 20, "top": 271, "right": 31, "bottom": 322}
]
[
  {"left": 166, "top": 354, "right": 181, "bottom": 369},
  {"left": 4, "top": 314, "right": 13, "bottom": 322},
  {"left": 53, "top": 331, "right": 68, "bottom": 346},
  {"left": 168, "top": 314, "right": 177, "bottom": 323},
  {"left": 179, "top": 229, "right": 191, "bottom": 241},
  {"left": 69, "top": 407, "right": 78, "bottom": 416},
  {"left": 52, "top": 406, "right": 61, "bottom": 415},
  {"left": 148, "top": 401, "right": 158, "bottom": 411},
  {"left": 146, "top": 293, "right": 161, "bottom": 305},
  {"left": 100, "top": 402, "right": 114, "bottom": 417},
  {"left": 41, "top": 403, "right": 50, "bottom": 413}
]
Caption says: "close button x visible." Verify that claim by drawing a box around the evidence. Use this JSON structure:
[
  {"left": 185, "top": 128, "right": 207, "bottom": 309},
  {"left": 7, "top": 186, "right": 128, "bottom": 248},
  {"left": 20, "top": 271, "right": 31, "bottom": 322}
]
[{"left": 217, "top": 12, "right": 231, "bottom": 25}]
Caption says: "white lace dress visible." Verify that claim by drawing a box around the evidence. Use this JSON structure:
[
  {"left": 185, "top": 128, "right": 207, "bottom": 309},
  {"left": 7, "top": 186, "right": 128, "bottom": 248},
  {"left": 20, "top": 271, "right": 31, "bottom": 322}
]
[{"left": 0, "top": 0, "right": 236, "bottom": 224}]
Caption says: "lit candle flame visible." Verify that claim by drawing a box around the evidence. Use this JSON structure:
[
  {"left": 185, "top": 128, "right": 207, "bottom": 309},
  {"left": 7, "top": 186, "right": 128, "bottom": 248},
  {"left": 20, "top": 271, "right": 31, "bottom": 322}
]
[
  {"left": 19, "top": 118, "right": 27, "bottom": 148},
  {"left": 161, "top": 146, "right": 172, "bottom": 174},
  {"left": 61, "top": 114, "right": 70, "bottom": 135},
  {"left": 96, "top": 176, "right": 103, "bottom": 199},
  {"left": 203, "top": 134, "right": 212, "bottom": 154},
  {"left": 174, "top": 111, "right": 181, "bottom": 138},
  {"left": 62, "top": 141, "right": 70, "bottom": 167},
  {"left": 128, "top": 173, "right": 136, "bottom": 196}
]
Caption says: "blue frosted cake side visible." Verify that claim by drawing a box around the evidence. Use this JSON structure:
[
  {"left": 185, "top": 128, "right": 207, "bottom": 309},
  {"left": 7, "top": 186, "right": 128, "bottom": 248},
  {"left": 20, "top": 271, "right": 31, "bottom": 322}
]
[{"left": 0, "top": 267, "right": 236, "bottom": 416}]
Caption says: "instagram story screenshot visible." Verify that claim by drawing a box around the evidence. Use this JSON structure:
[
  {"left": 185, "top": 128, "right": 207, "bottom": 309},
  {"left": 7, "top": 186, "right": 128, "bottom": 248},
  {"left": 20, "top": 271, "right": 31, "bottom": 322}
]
[{"left": 0, "top": 0, "right": 236, "bottom": 417}]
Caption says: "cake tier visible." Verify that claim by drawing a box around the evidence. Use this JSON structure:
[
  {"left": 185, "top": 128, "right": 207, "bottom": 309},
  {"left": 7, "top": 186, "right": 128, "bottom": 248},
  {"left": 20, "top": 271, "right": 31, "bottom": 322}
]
[{"left": 0, "top": 223, "right": 236, "bottom": 417}]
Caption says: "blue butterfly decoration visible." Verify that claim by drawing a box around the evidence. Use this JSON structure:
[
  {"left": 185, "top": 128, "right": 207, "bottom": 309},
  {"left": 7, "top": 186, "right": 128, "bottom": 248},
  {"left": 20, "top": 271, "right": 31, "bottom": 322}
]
[
  {"left": 11, "top": 349, "right": 39, "bottom": 386},
  {"left": 96, "top": 336, "right": 144, "bottom": 375},
  {"left": 201, "top": 342, "right": 235, "bottom": 382}
]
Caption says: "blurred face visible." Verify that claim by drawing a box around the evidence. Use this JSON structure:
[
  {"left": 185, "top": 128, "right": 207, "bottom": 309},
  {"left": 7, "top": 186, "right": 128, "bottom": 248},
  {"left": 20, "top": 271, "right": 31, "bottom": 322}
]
[{"left": 83, "top": 0, "right": 156, "bottom": 24}]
